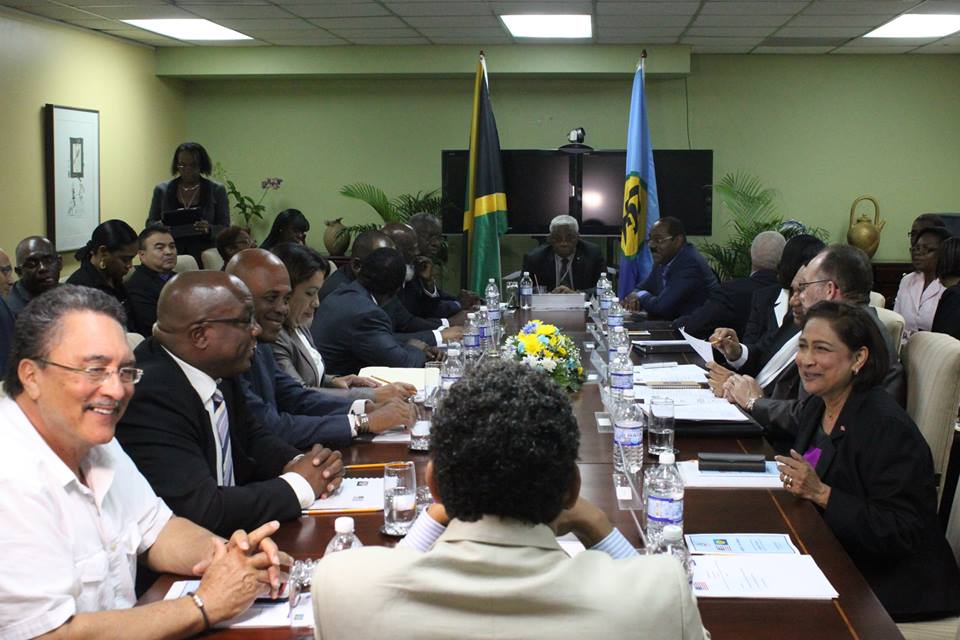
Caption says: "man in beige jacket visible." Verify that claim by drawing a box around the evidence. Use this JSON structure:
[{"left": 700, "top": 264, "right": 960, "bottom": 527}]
[{"left": 312, "top": 361, "right": 709, "bottom": 640}]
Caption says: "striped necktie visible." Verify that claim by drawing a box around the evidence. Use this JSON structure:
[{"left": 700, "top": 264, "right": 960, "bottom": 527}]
[{"left": 212, "top": 389, "right": 234, "bottom": 487}]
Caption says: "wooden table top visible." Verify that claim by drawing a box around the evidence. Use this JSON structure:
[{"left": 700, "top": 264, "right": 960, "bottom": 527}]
[{"left": 139, "top": 308, "right": 903, "bottom": 640}]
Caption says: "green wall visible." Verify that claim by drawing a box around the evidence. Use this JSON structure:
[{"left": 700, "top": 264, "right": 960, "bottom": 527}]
[{"left": 185, "top": 53, "right": 960, "bottom": 286}]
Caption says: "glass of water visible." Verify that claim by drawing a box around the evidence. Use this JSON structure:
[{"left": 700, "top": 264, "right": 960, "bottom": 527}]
[
  {"left": 383, "top": 461, "right": 417, "bottom": 536},
  {"left": 504, "top": 280, "right": 519, "bottom": 309},
  {"left": 409, "top": 403, "right": 431, "bottom": 452},
  {"left": 648, "top": 397, "right": 675, "bottom": 456}
]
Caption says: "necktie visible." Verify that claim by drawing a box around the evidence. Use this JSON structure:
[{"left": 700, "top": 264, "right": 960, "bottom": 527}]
[
  {"left": 560, "top": 258, "right": 571, "bottom": 288},
  {"left": 212, "top": 389, "right": 234, "bottom": 487}
]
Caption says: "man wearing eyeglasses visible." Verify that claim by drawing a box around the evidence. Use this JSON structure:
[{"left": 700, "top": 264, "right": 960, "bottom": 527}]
[
  {"left": 6, "top": 235, "right": 62, "bottom": 317},
  {"left": 0, "top": 284, "right": 289, "bottom": 639},
  {"left": 116, "top": 271, "right": 344, "bottom": 538},
  {"left": 622, "top": 217, "right": 718, "bottom": 320}
]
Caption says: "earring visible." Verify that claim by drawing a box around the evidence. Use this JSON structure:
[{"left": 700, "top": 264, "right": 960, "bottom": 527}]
[{"left": 99, "top": 259, "right": 106, "bottom": 270}]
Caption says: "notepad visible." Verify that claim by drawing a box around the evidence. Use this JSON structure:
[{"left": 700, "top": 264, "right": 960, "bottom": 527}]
[
  {"left": 357, "top": 367, "right": 437, "bottom": 391},
  {"left": 370, "top": 427, "right": 411, "bottom": 443},
  {"left": 303, "top": 477, "right": 384, "bottom": 513},
  {"left": 165, "top": 580, "right": 315, "bottom": 627},
  {"left": 691, "top": 555, "right": 838, "bottom": 600}
]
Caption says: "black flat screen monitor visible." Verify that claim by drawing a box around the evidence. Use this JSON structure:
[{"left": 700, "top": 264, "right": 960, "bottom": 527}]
[{"left": 441, "top": 149, "right": 713, "bottom": 236}]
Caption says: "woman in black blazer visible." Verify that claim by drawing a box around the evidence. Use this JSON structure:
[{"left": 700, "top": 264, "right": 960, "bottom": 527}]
[
  {"left": 147, "top": 141, "right": 229, "bottom": 264},
  {"left": 932, "top": 237, "right": 960, "bottom": 340},
  {"left": 776, "top": 300, "right": 960, "bottom": 622},
  {"left": 65, "top": 219, "right": 137, "bottom": 327}
]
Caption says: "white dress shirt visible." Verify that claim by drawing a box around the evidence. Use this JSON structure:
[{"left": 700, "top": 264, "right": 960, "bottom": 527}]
[
  {"left": 894, "top": 271, "right": 946, "bottom": 344},
  {"left": 0, "top": 397, "right": 173, "bottom": 639},
  {"left": 163, "top": 348, "right": 315, "bottom": 508}
]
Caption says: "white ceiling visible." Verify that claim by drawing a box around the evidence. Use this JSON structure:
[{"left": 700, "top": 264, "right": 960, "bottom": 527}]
[{"left": 5, "top": 0, "right": 960, "bottom": 53}]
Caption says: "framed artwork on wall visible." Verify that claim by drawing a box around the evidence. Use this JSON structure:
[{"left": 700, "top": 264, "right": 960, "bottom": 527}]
[{"left": 44, "top": 104, "right": 100, "bottom": 251}]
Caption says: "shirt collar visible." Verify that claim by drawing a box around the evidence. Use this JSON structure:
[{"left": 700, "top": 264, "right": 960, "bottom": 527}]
[
  {"left": 439, "top": 515, "right": 564, "bottom": 552},
  {"left": 163, "top": 346, "right": 220, "bottom": 405}
]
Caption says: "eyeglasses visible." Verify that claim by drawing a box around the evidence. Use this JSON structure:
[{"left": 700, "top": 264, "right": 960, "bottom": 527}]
[
  {"left": 37, "top": 359, "right": 143, "bottom": 385},
  {"left": 910, "top": 244, "right": 938, "bottom": 256},
  {"left": 20, "top": 255, "right": 59, "bottom": 270},
  {"left": 797, "top": 279, "right": 833, "bottom": 293},
  {"left": 646, "top": 235, "right": 674, "bottom": 246}
]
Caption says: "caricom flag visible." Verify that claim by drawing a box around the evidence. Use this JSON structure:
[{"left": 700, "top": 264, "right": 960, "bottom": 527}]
[{"left": 618, "top": 59, "right": 660, "bottom": 300}]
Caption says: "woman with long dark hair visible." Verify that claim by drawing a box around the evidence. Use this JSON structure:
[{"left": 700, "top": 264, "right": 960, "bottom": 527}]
[
  {"left": 65, "top": 219, "right": 138, "bottom": 326},
  {"left": 260, "top": 209, "right": 309, "bottom": 250}
]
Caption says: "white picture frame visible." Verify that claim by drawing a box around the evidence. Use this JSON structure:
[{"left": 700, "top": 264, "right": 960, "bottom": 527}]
[{"left": 44, "top": 104, "right": 100, "bottom": 251}]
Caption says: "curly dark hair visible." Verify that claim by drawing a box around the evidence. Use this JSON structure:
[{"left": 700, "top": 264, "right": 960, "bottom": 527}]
[{"left": 431, "top": 360, "right": 580, "bottom": 524}]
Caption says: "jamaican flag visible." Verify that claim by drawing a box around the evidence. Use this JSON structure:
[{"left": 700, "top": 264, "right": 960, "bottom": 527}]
[{"left": 463, "top": 53, "right": 508, "bottom": 292}]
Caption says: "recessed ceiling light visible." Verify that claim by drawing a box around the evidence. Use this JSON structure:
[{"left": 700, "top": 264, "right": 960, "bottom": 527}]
[
  {"left": 863, "top": 14, "right": 960, "bottom": 38},
  {"left": 500, "top": 14, "right": 591, "bottom": 39},
  {"left": 122, "top": 19, "right": 252, "bottom": 41}
]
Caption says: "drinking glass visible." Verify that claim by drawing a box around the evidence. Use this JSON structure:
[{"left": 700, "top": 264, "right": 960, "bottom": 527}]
[
  {"left": 409, "top": 403, "right": 431, "bottom": 452},
  {"left": 383, "top": 461, "right": 417, "bottom": 536},
  {"left": 423, "top": 362, "right": 442, "bottom": 408},
  {"left": 648, "top": 397, "right": 675, "bottom": 456},
  {"left": 504, "top": 280, "right": 519, "bottom": 309}
]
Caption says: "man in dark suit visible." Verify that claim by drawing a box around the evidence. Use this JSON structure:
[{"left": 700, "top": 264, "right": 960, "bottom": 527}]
[
  {"left": 314, "top": 247, "right": 438, "bottom": 375},
  {"left": 675, "top": 230, "right": 784, "bottom": 339},
  {"left": 521, "top": 215, "right": 606, "bottom": 294},
  {"left": 314, "top": 230, "right": 462, "bottom": 347},
  {"left": 126, "top": 223, "right": 177, "bottom": 336},
  {"left": 623, "top": 217, "right": 719, "bottom": 320},
  {"left": 226, "top": 249, "right": 415, "bottom": 450},
  {"left": 116, "top": 271, "right": 344, "bottom": 537},
  {"left": 742, "top": 234, "right": 825, "bottom": 345},
  {"left": 713, "top": 245, "right": 906, "bottom": 452},
  {"left": 407, "top": 212, "right": 480, "bottom": 316},
  {"left": 6, "top": 236, "right": 62, "bottom": 317}
]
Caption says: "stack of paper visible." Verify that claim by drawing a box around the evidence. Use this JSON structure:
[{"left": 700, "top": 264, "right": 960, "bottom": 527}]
[
  {"left": 678, "top": 460, "right": 781, "bottom": 488},
  {"left": 357, "top": 367, "right": 437, "bottom": 392},
  {"left": 633, "top": 363, "right": 708, "bottom": 385},
  {"left": 632, "top": 387, "right": 750, "bottom": 422},
  {"left": 371, "top": 427, "right": 411, "bottom": 444},
  {"left": 690, "top": 555, "right": 838, "bottom": 599},
  {"left": 303, "top": 477, "right": 384, "bottom": 514}
]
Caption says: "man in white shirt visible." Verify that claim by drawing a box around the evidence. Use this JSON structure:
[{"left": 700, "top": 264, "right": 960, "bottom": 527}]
[
  {"left": 311, "top": 361, "right": 709, "bottom": 640},
  {"left": 0, "top": 284, "right": 285, "bottom": 639}
]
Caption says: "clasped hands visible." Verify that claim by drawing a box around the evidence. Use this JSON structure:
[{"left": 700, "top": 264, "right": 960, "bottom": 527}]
[
  {"left": 775, "top": 450, "right": 831, "bottom": 508},
  {"left": 193, "top": 521, "right": 292, "bottom": 624}
]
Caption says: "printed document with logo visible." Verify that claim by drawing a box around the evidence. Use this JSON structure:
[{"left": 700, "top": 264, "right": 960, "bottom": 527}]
[
  {"left": 303, "top": 477, "right": 384, "bottom": 513},
  {"left": 685, "top": 533, "right": 800, "bottom": 555},
  {"left": 164, "top": 580, "right": 315, "bottom": 628},
  {"left": 691, "top": 555, "right": 838, "bottom": 600}
]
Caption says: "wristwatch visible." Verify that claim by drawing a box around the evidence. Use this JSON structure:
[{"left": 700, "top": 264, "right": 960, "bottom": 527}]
[{"left": 356, "top": 413, "right": 371, "bottom": 434}]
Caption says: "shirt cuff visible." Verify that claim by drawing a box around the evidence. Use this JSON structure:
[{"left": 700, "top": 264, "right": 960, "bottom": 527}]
[
  {"left": 590, "top": 528, "right": 638, "bottom": 559},
  {"left": 397, "top": 510, "right": 446, "bottom": 552},
  {"left": 349, "top": 399, "right": 367, "bottom": 415},
  {"left": 440, "top": 318, "right": 450, "bottom": 328},
  {"left": 636, "top": 291, "right": 651, "bottom": 301},
  {"left": 727, "top": 345, "right": 749, "bottom": 369},
  {"left": 432, "top": 329, "right": 444, "bottom": 345},
  {"left": 280, "top": 472, "right": 316, "bottom": 509}
]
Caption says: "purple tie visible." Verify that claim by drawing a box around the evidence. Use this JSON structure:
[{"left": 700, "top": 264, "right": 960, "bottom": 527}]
[{"left": 212, "top": 390, "right": 233, "bottom": 486}]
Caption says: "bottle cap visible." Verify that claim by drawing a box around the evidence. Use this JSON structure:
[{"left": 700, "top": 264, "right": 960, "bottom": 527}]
[
  {"left": 467, "top": 312, "right": 476, "bottom": 319},
  {"left": 488, "top": 278, "right": 495, "bottom": 283},
  {"left": 611, "top": 297, "right": 619, "bottom": 303},
  {"left": 523, "top": 271, "right": 529, "bottom": 276},
  {"left": 658, "top": 452, "right": 676, "bottom": 465},
  {"left": 479, "top": 305, "right": 488, "bottom": 311},
  {"left": 662, "top": 524, "right": 683, "bottom": 542},
  {"left": 334, "top": 517, "right": 355, "bottom": 534}
]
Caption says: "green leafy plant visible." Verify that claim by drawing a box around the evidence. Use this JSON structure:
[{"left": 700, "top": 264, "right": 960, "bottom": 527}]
[
  {"left": 699, "top": 171, "right": 828, "bottom": 281},
  {"left": 337, "top": 182, "right": 446, "bottom": 250},
  {"left": 212, "top": 163, "right": 282, "bottom": 228}
]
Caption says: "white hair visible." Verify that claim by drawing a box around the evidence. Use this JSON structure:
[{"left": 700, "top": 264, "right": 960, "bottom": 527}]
[
  {"left": 549, "top": 215, "right": 579, "bottom": 235},
  {"left": 751, "top": 230, "right": 786, "bottom": 271}
]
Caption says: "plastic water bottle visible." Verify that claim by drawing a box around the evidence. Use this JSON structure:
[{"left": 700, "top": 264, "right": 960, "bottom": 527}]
[
  {"left": 607, "top": 296, "right": 625, "bottom": 332},
  {"left": 608, "top": 345, "right": 634, "bottom": 407},
  {"left": 485, "top": 278, "right": 501, "bottom": 324},
  {"left": 462, "top": 313, "right": 481, "bottom": 364},
  {"left": 596, "top": 273, "right": 612, "bottom": 318},
  {"left": 608, "top": 324, "right": 629, "bottom": 363},
  {"left": 613, "top": 399, "right": 644, "bottom": 475},
  {"left": 596, "top": 272, "right": 611, "bottom": 303},
  {"left": 476, "top": 305, "right": 492, "bottom": 353},
  {"left": 324, "top": 517, "right": 363, "bottom": 555},
  {"left": 519, "top": 271, "right": 534, "bottom": 309},
  {"left": 657, "top": 524, "right": 693, "bottom": 585},
  {"left": 644, "top": 452, "right": 684, "bottom": 548},
  {"left": 441, "top": 342, "right": 464, "bottom": 396}
]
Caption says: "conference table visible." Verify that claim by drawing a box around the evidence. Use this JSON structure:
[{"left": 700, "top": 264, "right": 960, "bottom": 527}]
[{"left": 140, "top": 308, "right": 903, "bottom": 639}]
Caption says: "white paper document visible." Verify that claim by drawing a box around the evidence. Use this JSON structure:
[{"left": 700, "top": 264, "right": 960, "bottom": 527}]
[
  {"left": 371, "top": 427, "right": 411, "bottom": 443},
  {"left": 685, "top": 533, "right": 800, "bottom": 555},
  {"left": 303, "top": 477, "right": 384, "bottom": 513},
  {"left": 357, "top": 367, "right": 436, "bottom": 391},
  {"left": 633, "top": 363, "right": 708, "bottom": 385},
  {"left": 632, "top": 339, "right": 689, "bottom": 347},
  {"left": 556, "top": 534, "right": 587, "bottom": 557},
  {"left": 631, "top": 387, "right": 750, "bottom": 422},
  {"left": 679, "top": 327, "right": 715, "bottom": 363},
  {"left": 678, "top": 460, "right": 782, "bottom": 488},
  {"left": 164, "top": 580, "right": 315, "bottom": 627},
  {"left": 691, "top": 555, "right": 838, "bottom": 600}
]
